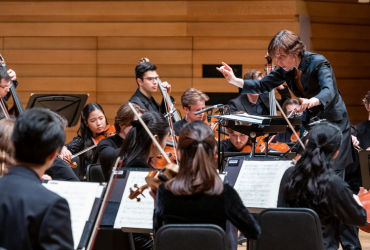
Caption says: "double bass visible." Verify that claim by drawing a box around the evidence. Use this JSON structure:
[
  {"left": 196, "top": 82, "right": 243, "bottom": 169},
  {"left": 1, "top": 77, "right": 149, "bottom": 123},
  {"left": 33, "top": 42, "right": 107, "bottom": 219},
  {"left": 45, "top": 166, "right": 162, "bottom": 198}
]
[{"left": 0, "top": 54, "right": 24, "bottom": 117}]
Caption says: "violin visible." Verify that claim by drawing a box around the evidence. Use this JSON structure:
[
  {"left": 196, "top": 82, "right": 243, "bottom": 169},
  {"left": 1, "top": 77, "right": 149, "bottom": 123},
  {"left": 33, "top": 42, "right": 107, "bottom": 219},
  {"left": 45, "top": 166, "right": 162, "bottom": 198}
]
[
  {"left": 290, "top": 130, "right": 301, "bottom": 143},
  {"left": 63, "top": 125, "right": 116, "bottom": 168},
  {"left": 152, "top": 138, "right": 177, "bottom": 169},
  {"left": 0, "top": 54, "right": 24, "bottom": 117}
]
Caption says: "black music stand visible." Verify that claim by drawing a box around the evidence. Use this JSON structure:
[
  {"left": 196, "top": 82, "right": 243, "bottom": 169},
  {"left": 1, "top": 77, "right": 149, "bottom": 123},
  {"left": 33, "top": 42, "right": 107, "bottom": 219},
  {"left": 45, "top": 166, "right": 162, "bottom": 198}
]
[
  {"left": 25, "top": 94, "right": 88, "bottom": 127},
  {"left": 359, "top": 151, "right": 370, "bottom": 190}
]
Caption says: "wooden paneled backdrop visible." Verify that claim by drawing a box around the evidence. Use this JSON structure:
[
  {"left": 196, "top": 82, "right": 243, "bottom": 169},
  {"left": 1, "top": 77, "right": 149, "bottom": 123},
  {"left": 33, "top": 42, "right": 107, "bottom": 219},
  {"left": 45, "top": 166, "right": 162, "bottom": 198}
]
[{"left": 0, "top": 0, "right": 369, "bottom": 142}]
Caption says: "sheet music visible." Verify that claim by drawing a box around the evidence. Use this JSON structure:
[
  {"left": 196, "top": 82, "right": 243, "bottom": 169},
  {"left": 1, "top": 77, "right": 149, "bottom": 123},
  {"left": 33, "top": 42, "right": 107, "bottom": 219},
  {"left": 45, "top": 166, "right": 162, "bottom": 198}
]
[
  {"left": 43, "top": 181, "right": 100, "bottom": 249},
  {"left": 114, "top": 171, "right": 154, "bottom": 230},
  {"left": 233, "top": 161, "right": 292, "bottom": 208}
]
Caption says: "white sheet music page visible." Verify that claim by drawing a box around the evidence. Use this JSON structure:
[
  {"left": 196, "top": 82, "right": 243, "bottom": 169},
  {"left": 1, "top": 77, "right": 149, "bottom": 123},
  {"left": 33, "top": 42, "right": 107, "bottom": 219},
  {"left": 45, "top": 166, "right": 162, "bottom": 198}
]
[
  {"left": 114, "top": 171, "right": 154, "bottom": 230},
  {"left": 43, "top": 181, "right": 100, "bottom": 249},
  {"left": 233, "top": 161, "right": 292, "bottom": 208}
]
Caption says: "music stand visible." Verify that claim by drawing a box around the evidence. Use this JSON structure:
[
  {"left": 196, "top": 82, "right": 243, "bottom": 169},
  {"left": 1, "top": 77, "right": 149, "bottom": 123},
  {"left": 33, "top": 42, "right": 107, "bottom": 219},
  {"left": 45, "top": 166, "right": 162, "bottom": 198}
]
[
  {"left": 359, "top": 151, "right": 370, "bottom": 190},
  {"left": 25, "top": 94, "right": 88, "bottom": 127}
]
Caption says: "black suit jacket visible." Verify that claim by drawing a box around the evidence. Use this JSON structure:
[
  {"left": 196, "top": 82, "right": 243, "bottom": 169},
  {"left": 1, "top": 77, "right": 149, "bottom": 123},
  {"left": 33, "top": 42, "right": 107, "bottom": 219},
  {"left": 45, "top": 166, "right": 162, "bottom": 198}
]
[
  {"left": 45, "top": 157, "right": 79, "bottom": 181},
  {"left": 129, "top": 88, "right": 166, "bottom": 113},
  {"left": 228, "top": 85, "right": 291, "bottom": 115},
  {"left": 0, "top": 166, "right": 74, "bottom": 250},
  {"left": 242, "top": 51, "right": 353, "bottom": 171}
]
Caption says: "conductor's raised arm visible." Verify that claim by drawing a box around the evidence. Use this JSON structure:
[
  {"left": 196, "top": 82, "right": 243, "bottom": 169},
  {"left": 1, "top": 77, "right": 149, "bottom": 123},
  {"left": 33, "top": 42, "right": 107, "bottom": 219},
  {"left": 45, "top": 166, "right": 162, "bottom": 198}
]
[{"left": 216, "top": 62, "right": 244, "bottom": 88}]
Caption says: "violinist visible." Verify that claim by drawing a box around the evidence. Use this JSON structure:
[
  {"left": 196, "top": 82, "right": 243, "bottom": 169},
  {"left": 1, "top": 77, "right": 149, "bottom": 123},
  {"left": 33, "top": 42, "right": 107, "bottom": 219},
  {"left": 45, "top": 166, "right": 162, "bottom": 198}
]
[
  {"left": 272, "top": 98, "right": 302, "bottom": 144},
  {"left": 220, "top": 114, "right": 251, "bottom": 153},
  {"left": 98, "top": 103, "right": 146, "bottom": 182},
  {"left": 228, "top": 70, "right": 291, "bottom": 115},
  {"left": 118, "top": 111, "right": 170, "bottom": 250},
  {"left": 0, "top": 108, "right": 73, "bottom": 249},
  {"left": 59, "top": 102, "right": 114, "bottom": 179},
  {"left": 218, "top": 30, "right": 353, "bottom": 179},
  {"left": 0, "top": 67, "right": 17, "bottom": 111},
  {"left": 278, "top": 122, "right": 367, "bottom": 250},
  {"left": 173, "top": 88, "right": 209, "bottom": 136},
  {"left": 128, "top": 61, "right": 172, "bottom": 113},
  {"left": 152, "top": 121, "right": 261, "bottom": 249},
  {"left": 0, "top": 119, "right": 15, "bottom": 177},
  {"left": 352, "top": 90, "right": 370, "bottom": 152}
]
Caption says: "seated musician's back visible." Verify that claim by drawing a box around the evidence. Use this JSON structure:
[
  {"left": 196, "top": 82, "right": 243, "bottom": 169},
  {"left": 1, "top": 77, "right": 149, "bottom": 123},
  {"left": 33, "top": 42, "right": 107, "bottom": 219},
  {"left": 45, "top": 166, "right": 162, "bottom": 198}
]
[
  {"left": 278, "top": 122, "right": 367, "bottom": 250},
  {"left": 153, "top": 121, "right": 261, "bottom": 240},
  {"left": 0, "top": 108, "right": 74, "bottom": 250}
]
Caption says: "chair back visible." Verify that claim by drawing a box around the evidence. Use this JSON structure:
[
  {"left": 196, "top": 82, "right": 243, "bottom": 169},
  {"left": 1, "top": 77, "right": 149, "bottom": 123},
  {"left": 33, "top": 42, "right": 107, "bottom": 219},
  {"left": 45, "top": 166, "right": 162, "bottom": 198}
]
[
  {"left": 86, "top": 163, "right": 105, "bottom": 182},
  {"left": 154, "top": 224, "right": 229, "bottom": 250},
  {"left": 253, "top": 208, "right": 324, "bottom": 250}
]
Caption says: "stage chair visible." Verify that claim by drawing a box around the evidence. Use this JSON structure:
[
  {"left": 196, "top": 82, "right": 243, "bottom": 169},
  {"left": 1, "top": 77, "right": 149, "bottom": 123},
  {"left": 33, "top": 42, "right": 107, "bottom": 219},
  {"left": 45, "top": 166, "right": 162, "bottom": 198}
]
[
  {"left": 86, "top": 163, "right": 105, "bottom": 182},
  {"left": 154, "top": 224, "right": 229, "bottom": 250}
]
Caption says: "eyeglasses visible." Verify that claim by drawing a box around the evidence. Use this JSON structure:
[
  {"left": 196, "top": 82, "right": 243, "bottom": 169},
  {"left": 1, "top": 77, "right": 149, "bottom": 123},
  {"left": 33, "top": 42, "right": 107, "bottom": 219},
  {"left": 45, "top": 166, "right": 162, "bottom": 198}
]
[
  {"left": 143, "top": 77, "right": 159, "bottom": 82},
  {"left": 0, "top": 83, "right": 12, "bottom": 90}
]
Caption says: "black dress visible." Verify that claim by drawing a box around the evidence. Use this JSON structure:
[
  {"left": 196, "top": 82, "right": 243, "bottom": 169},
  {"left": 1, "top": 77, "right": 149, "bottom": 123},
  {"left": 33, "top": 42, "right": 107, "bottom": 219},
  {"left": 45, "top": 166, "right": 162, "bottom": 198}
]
[
  {"left": 241, "top": 51, "right": 353, "bottom": 174},
  {"left": 45, "top": 157, "right": 79, "bottom": 181},
  {"left": 228, "top": 85, "right": 291, "bottom": 115},
  {"left": 97, "top": 134, "right": 124, "bottom": 182},
  {"left": 154, "top": 183, "right": 261, "bottom": 238},
  {"left": 278, "top": 167, "right": 367, "bottom": 250}
]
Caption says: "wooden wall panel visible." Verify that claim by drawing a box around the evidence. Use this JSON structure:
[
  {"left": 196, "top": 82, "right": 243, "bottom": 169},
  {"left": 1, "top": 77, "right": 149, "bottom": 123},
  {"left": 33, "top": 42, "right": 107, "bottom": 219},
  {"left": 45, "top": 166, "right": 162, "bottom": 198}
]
[
  {"left": 10, "top": 64, "right": 97, "bottom": 77},
  {"left": 4, "top": 37, "right": 97, "bottom": 50},
  {"left": 98, "top": 37, "right": 192, "bottom": 50},
  {"left": 307, "top": 0, "right": 370, "bottom": 125}
]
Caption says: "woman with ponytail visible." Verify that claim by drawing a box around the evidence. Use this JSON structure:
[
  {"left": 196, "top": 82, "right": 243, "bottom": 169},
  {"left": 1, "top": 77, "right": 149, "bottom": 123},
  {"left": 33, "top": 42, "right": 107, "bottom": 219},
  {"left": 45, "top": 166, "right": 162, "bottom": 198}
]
[
  {"left": 118, "top": 111, "right": 170, "bottom": 250},
  {"left": 278, "top": 122, "right": 367, "bottom": 250},
  {"left": 59, "top": 102, "right": 112, "bottom": 179},
  {"left": 153, "top": 121, "right": 261, "bottom": 248}
]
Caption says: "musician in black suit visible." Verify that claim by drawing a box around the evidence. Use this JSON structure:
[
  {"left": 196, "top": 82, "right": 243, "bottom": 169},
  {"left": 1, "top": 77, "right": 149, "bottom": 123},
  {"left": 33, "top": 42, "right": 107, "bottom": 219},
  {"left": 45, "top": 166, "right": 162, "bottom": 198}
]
[
  {"left": 128, "top": 61, "right": 172, "bottom": 114},
  {"left": 0, "top": 108, "right": 74, "bottom": 250},
  {"left": 0, "top": 67, "right": 17, "bottom": 111},
  {"left": 218, "top": 30, "right": 353, "bottom": 178},
  {"left": 228, "top": 70, "right": 291, "bottom": 115}
]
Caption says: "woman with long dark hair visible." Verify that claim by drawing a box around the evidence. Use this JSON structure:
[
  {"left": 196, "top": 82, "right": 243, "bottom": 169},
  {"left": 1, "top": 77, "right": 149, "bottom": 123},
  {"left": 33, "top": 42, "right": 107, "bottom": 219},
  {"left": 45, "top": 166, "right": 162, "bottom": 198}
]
[
  {"left": 119, "top": 111, "right": 169, "bottom": 170},
  {"left": 278, "top": 122, "right": 367, "bottom": 250},
  {"left": 119, "top": 111, "right": 170, "bottom": 250},
  {"left": 59, "top": 102, "right": 113, "bottom": 179},
  {"left": 153, "top": 121, "right": 261, "bottom": 249}
]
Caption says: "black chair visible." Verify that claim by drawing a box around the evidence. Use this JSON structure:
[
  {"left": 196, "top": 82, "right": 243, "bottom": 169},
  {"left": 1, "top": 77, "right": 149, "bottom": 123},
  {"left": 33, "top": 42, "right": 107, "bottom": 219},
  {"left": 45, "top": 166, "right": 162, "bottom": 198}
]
[
  {"left": 86, "top": 163, "right": 105, "bottom": 182},
  {"left": 154, "top": 224, "right": 229, "bottom": 250},
  {"left": 250, "top": 208, "right": 324, "bottom": 250}
]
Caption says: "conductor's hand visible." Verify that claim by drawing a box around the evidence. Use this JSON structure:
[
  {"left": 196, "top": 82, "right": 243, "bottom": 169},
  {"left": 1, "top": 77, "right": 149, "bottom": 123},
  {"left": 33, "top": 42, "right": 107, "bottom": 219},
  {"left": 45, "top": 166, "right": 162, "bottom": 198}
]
[
  {"left": 58, "top": 146, "right": 72, "bottom": 161},
  {"left": 161, "top": 81, "right": 172, "bottom": 96},
  {"left": 216, "top": 62, "right": 244, "bottom": 88},
  {"left": 351, "top": 135, "right": 360, "bottom": 147},
  {"left": 298, "top": 97, "right": 321, "bottom": 111},
  {"left": 7, "top": 69, "right": 16, "bottom": 81}
]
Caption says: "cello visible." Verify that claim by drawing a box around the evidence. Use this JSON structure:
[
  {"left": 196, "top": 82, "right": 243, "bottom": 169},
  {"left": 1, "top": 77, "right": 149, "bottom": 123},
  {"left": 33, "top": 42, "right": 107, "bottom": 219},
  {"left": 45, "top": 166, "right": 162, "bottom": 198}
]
[{"left": 0, "top": 54, "right": 24, "bottom": 116}]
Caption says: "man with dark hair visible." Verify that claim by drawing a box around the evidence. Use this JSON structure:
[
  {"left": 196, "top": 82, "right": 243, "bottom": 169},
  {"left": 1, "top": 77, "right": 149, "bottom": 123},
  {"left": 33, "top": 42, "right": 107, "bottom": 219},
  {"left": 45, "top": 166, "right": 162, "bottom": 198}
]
[
  {"left": 173, "top": 88, "right": 209, "bottom": 136},
  {"left": 228, "top": 69, "right": 291, "bottom": 115},
  {"left": 0, "top": 108, "right": 74, "bottom": 250},
  {"left": 0, "top": 67, "right": 18, "bottom": 110},
  {"left": 129, "top": 61, "right": 172, "bottom": 113}
]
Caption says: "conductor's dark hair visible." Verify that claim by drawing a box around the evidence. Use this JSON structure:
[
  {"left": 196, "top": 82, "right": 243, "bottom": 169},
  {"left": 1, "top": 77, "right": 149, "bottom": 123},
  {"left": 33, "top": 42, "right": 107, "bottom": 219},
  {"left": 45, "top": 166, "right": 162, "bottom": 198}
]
[
  {"left": 283, "top": 122, "right": 342, "bottom": 207},
  {"left": 0, "top": 67, "right": 11, "bottom": 83},
  {"left": 268, "top": 30, "right": 306, "bottom": 59},
  {"left": 119, "top": 112, "right": 169, "bottom": 168},
  {"left": 78, "top": 102, "right": 108, "bottom": 177},
  {"left": 135, "top": 62, "right": 157, "bottom": 84},
  {"left": 12, "top": 108, "right": 65, "bottom": 165}
]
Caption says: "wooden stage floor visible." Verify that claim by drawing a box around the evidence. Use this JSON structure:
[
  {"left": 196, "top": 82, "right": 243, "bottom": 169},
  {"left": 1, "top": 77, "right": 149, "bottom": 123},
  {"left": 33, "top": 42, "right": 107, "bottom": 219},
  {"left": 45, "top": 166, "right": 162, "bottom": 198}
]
[{"left": 237, "top": 230, "right": 370, "bottom": 249}]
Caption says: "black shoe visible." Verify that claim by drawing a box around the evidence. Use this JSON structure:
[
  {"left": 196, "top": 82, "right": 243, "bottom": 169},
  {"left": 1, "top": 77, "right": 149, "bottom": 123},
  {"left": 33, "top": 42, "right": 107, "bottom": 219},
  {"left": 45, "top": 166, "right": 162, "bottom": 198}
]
[{"left": 238, "top": 234, "right": 247, "bottom": 245}]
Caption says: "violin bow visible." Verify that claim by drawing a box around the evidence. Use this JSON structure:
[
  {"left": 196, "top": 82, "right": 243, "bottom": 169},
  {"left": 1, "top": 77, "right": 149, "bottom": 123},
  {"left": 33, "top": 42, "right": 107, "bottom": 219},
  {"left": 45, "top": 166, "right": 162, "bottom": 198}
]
[
  {"left": 274, "top": 99, "right": 305, "bottom": 150},
  {"left": 128, "top": 102, "right": 171, "bottom": 164}
]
